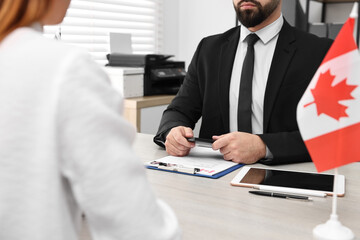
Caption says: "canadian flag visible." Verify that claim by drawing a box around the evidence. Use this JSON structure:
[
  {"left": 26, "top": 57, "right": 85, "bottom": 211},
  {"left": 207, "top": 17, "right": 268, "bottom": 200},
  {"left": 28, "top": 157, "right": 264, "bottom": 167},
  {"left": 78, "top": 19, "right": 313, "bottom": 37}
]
[{"left": 297, "top": 7, "right": 360, "bottom": 172}]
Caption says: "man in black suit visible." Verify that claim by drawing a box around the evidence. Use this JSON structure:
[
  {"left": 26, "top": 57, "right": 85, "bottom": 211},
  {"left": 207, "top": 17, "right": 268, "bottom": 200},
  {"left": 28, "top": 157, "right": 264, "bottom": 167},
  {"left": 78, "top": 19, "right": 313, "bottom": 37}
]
[{"left": 154, "top": 0, "right": 332, "bottom": 165}]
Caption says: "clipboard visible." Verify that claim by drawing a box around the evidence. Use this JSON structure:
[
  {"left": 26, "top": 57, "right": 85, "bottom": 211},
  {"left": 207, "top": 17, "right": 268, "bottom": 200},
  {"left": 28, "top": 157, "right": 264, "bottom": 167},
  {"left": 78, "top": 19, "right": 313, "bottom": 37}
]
[
  {"left": 145, "top": 147, "right": 244, "bottom": 179},
  {"left": 146, "top": 163, "right": 243, "bottom": 179}
]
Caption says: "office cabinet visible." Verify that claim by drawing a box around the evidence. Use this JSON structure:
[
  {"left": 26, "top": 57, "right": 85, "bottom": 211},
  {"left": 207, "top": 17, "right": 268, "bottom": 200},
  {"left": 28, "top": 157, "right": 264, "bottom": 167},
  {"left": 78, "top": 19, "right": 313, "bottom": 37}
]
[{"left": 305, "top": 0, "right": 360, "bottom": 41}]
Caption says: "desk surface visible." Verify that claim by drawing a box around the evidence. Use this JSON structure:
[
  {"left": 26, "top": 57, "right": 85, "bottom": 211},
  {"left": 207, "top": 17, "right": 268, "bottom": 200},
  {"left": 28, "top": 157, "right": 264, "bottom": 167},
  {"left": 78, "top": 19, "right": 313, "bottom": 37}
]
[{"left": 132, "top": 133, "right": 360, "bottom": 240}]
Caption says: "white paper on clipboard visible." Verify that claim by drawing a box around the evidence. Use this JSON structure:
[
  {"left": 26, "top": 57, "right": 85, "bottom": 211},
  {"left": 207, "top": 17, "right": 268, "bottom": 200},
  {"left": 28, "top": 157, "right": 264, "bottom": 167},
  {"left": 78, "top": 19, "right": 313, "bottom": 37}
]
[{"left": 146, "top": 147, "right": 239, "bottom": 176}]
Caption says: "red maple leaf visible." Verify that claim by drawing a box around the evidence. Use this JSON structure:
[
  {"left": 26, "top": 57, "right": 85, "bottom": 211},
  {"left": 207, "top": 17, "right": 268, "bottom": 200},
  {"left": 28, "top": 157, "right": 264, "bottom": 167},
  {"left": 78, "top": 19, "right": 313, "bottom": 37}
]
[{"left": 304, "top": 69, "right": 357, "bottom": 120}]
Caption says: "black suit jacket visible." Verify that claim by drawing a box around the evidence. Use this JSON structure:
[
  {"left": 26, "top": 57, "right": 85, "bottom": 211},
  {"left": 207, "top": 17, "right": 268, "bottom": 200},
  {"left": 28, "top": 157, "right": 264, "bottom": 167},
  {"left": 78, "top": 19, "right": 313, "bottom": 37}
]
[{"left": 154, "top": 20, "right": 333, "bottom": 165}]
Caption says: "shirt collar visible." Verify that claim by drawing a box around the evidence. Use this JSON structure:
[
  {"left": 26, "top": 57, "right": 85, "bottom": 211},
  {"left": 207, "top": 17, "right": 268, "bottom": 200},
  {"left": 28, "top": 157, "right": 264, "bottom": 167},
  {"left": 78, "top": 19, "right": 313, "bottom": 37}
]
[{"left": 240, "top": 13, "right": 284, "bottom": 44}]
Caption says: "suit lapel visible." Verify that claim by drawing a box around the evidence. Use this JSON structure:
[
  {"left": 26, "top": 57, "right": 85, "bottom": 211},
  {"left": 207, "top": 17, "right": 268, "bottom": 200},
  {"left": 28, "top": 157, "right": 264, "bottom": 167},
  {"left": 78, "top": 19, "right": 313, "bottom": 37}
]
[
  {"left": 218, "top": 27, "right": 240, "bottom": 133},
  {"left": 263, "top": 21, "right": 296, "bottom": 132}
]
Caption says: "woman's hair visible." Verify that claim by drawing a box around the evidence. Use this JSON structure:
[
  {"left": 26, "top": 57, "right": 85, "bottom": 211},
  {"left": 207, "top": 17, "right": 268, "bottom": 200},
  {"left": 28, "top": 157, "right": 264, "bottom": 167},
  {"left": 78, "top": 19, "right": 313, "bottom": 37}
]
[{"left": 0, "top": 0, "right": 51, "bottom": 41}]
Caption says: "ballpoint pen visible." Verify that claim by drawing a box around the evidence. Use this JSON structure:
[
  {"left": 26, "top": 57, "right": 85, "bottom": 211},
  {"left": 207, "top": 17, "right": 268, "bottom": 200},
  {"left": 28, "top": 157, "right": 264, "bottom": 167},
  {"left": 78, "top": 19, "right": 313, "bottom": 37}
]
[
  {"left": 252, "top": 185, "right": 327, "bottom": 198},
  {"left": 249, "top": 190, "right": 313, "bottom": 201},
  {"left": 186, "top": 137, "right": 214, "bottom": 148}
]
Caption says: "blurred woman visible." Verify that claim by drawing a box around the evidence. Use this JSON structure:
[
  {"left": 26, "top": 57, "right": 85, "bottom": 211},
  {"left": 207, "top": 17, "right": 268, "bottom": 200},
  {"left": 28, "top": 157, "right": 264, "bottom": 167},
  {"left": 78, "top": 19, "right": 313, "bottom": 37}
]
[{"left": 0, "top": 0, "right": 180, "bottom": 239}]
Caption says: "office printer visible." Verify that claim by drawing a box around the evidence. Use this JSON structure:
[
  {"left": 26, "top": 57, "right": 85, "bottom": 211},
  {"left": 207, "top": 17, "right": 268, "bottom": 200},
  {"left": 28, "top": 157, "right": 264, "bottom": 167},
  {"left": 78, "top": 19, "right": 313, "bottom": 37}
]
[
  {"left": 106, "top": 53, "right": 186, "bottom": 96},
  {"left": 144, "top": 54, "right": 186, "bottom": 96}
]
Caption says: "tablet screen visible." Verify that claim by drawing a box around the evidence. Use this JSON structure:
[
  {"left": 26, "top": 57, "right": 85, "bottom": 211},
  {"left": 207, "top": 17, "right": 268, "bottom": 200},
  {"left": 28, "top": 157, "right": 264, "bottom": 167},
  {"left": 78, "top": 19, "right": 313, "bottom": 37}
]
[{"left": 240, "top": 168, "right": 334, "bottom": 192}]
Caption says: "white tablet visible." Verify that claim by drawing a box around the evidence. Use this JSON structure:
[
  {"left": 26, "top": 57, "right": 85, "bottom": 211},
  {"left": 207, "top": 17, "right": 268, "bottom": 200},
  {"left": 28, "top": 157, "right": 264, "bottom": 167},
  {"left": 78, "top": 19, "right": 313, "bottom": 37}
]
[{"left": 230, "top": 166, "right": 345, "bottom": 197}]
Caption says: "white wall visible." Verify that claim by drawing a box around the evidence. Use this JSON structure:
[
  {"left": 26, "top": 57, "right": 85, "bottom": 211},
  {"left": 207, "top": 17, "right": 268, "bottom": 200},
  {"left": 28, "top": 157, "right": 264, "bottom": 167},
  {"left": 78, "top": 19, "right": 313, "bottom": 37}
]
[
  {"left": 163, "top": 0, "right": 235, "bottom": 68},
  {"left": 162, "top": 0, "right": 180, "bottom": 59}
]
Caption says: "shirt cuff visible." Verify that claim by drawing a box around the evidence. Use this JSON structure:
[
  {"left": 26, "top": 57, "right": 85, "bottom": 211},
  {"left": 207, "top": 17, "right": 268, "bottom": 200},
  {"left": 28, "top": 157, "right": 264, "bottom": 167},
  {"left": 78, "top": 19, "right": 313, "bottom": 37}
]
[{"left": 265, "top": 146, "right": 273, "bottom": 159}]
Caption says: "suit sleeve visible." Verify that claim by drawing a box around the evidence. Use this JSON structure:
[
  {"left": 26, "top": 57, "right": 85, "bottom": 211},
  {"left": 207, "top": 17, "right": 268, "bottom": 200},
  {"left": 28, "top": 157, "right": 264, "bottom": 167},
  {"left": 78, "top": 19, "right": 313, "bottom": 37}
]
[
  {"left": 154, "top": 40, "right": 205, "bottom": 147},
  {"left": 258, "top": 36, "right": 333, "bottom": 165},
  {"left": 258, "top": 131, "right": 312, "bottom": 164}
]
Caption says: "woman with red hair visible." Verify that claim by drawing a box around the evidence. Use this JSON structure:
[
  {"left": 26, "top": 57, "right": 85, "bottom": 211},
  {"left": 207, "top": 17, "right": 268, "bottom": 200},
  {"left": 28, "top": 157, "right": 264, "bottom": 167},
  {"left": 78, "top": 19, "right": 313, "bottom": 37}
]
[{"left": 0, "top": 1, "right": 180, "bottom": 239}]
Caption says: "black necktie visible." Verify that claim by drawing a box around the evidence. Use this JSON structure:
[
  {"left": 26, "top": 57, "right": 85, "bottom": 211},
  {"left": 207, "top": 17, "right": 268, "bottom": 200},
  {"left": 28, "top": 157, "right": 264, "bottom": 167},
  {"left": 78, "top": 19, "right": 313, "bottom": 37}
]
[{"left": 238, "top": 34, "right": 259, "bottom": 133}]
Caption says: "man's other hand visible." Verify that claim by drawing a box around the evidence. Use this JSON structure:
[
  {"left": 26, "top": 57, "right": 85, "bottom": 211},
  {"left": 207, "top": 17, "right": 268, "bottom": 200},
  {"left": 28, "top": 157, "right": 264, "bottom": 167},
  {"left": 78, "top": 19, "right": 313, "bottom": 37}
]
[{"left": 212, "top": 132, "right": 266, "bottom": 164}]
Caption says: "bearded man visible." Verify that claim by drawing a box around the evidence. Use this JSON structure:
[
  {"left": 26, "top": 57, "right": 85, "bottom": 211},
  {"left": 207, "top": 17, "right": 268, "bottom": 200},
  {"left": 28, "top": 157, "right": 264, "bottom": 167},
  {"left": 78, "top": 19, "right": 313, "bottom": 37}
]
[{"left": 154, "top": 0, "right": 333, "bottom": 165}]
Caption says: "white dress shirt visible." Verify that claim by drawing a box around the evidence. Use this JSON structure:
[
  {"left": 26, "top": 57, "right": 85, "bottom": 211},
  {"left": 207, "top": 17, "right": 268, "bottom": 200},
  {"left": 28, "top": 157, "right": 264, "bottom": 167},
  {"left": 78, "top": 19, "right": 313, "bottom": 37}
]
[
  {"left": 0, "top": 26, "right": 180, "bottom": 240},
  {"left": 229, "top": 15, "right": 284, "bottom": 134}
]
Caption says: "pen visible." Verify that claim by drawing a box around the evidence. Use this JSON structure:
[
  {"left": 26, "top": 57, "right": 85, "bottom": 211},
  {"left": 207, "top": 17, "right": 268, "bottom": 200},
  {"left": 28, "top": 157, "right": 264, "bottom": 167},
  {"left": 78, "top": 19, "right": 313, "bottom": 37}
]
[
  {"left": 249, "top": 191, "right": 313, "bottom": 201},
  {"left": 186, "top": 137, "right": 214, "bottom": 148},
  {"left": 252, "top": 185, "right": 327, "bottom": 197}
]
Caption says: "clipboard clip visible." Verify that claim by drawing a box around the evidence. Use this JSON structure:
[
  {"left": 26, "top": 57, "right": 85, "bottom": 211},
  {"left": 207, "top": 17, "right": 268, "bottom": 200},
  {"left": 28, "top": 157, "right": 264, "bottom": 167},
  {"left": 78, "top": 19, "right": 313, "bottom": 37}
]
[{"left": 150, "top": 161, "right": 200, "bottom": 174}]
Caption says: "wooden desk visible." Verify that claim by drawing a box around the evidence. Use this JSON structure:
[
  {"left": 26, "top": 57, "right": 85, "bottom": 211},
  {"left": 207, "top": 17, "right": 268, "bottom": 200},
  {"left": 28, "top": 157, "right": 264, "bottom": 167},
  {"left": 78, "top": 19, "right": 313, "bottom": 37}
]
[
  {"left": 133, "top": 133, "right": 360, "bottom": 240},
  {"left": 123, "top": 95, "right": 175, "bottom": 132}
]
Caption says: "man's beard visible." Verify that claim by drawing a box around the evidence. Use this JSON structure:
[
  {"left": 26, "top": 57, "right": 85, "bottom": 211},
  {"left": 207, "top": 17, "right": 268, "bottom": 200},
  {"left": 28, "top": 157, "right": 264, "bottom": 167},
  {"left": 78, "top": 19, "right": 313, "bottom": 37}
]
[{"left": 234, "top": 0, "right": 280, "bottom": 28}]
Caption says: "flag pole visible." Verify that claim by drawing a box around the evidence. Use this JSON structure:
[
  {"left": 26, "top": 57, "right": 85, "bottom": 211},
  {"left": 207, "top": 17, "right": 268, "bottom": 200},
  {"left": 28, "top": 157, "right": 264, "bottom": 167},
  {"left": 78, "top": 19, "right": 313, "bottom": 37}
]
[
  {"left": 313, "top": 168, "right": 354, "bottom": 239},
  {"left": 351, "top": 2, "right": 359, "bottom": 46},
  {"left": 331, "top": 168, "right": 339, "bottom": 218}
]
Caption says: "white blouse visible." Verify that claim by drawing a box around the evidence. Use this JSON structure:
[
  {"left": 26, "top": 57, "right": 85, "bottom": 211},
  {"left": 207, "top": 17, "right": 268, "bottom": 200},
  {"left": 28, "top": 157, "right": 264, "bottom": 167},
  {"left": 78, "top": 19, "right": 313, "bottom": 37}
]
[{"left": 0, "top": 27, "right": 180, "bottom": 240}]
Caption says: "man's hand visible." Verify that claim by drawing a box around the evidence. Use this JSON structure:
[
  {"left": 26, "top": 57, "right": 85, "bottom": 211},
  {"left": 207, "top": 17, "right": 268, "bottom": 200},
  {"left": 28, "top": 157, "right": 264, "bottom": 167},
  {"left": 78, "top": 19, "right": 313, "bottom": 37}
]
[
  {"left": 212, "top": 132, "right": 266, "bottom": 164},
  {"left": 165, "top": 126, "right": 195, "bottom": 156}
]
